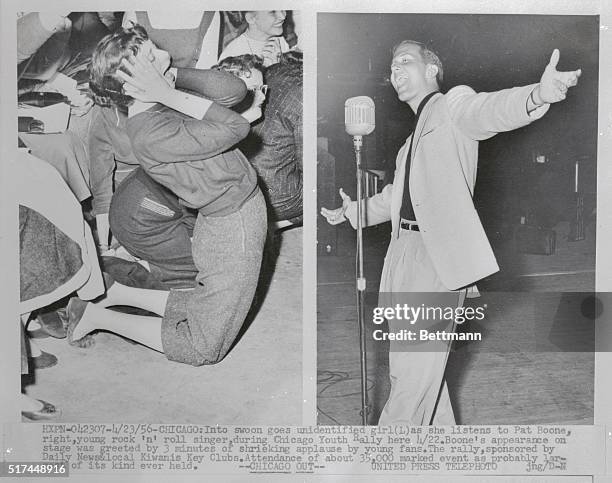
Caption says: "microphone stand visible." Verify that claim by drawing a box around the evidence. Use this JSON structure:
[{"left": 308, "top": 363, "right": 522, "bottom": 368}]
[{"left": 353, "top": 134, "right": 369, "bottom": 425}]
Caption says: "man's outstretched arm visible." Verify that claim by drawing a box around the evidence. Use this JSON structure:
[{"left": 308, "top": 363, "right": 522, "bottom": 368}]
[{"left": 449, "top": 49, "right": 581, "bottom": 141}]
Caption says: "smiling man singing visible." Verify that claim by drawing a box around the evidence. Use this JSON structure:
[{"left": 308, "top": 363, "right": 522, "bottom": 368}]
[{"left": 321, "top": 40, "right": 581, "bottom": 425}]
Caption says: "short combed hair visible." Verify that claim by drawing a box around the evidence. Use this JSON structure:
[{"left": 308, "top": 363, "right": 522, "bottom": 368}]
[
  {"left": 89, "top": 25, "right": 149, "bottom": 108},
  {"left": 392, "top": 40, "right": 444, "bottom": 87},
  {"left": 214, "top": 54, "right": 265, "bottom": 78}
]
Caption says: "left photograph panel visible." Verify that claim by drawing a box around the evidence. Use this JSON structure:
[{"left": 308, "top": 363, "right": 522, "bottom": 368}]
[{"left": 15, "top": 10, "right": 303, "bottom": 423}]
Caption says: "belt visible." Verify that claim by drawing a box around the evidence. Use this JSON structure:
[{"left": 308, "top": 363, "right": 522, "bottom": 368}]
[{"left": 400, "top": 219, "right": 419, "bottom": 231}]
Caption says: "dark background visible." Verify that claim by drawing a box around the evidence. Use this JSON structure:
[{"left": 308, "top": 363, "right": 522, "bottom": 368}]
[{"left": 317, "top": 13, "right": 599, "bottom": 247}]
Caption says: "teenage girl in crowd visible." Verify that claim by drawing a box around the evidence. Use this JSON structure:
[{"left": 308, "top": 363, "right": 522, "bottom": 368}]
[{"left": 69, "top": 25, "right": 266, "bottom": 365}]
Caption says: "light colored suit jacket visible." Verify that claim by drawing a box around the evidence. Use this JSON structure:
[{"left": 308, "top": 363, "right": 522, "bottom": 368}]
[{"left": 346, "top": 84, "right": 549, "bottom": 290}]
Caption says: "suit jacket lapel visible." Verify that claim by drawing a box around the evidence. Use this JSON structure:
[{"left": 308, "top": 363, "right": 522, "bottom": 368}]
[
  {"left": 410, "top": 92, "right": 442, "bottom": 158},
  {"left": 391, "top": 93, "right": 442, "bottom": 238}
]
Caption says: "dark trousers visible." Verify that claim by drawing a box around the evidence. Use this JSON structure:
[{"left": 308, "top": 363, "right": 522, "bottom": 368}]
[
  {"left": 109, "top": 168, "right": 197, "bottom": 289},
  {"left": 268, "top": 186, "right": 303, "bottom": 225}
]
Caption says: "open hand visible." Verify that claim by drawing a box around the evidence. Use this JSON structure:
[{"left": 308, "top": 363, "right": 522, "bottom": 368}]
[
  {"left": 116, "top": 54, "right": 173, "bottom": 104},
  {"left": 534, "top": 49, "right": 581, "bottom": 104},
  {"left": 321, "top": 188, "right": 352, "bottom": 225}
]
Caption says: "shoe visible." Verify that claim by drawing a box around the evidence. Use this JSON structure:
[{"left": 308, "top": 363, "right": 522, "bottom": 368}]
[
  {"left": 36, "top": 311, "right": 67, "bottom": 339},
  {"left": 22, "top": 399, "right": 61, "bottom": 421},
  {"left": 66, "top": 297, "right": 96, "bottom": 348},
  {"left": 32, "top": 351, "right": 58, "bottom": 369}
]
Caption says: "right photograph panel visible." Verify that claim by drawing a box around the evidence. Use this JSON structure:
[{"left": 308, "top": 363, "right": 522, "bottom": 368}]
[{"left": 317, "top": 13, "right": 599, "bottom": 426}]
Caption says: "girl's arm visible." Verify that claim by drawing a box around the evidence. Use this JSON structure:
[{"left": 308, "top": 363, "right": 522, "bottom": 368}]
[{"left": 174, "top": 68, "right": 247, "bottom": 107}]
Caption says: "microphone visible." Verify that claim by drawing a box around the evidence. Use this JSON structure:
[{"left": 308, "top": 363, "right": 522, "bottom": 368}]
[
  {"left": 344, "top": 96, "right": 375, "bottom": 424},
  {"left": 345, "top": 96, "right": 375, "bottom": 138}
]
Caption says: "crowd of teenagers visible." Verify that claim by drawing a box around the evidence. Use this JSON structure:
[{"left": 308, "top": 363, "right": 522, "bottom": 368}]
[{"left": 17, "top": 11, "right": 303, "bottom": 419}]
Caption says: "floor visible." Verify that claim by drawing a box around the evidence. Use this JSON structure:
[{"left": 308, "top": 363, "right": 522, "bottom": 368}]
[
  {"left": 317, "top": 221, "right": 595, "bottom": 425},
  {"left": 24, "top": 228, "right": 303, "bottom": 424}
]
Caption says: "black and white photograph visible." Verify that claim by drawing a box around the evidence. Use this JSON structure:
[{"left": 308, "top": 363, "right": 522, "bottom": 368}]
[
  {"left": 317, "top": 12, "right": 598, "bottom": 426},
  {"left": 15, "top": 9, "right": 303, "bottom": 424},
  {"left": 3, "top": 1, "right": 612, "bottom": 481}
]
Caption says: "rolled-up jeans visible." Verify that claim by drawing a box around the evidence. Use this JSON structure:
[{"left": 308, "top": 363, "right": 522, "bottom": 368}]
[{"left": 161, "top": 189, "right": 267, "bottom": 366}]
